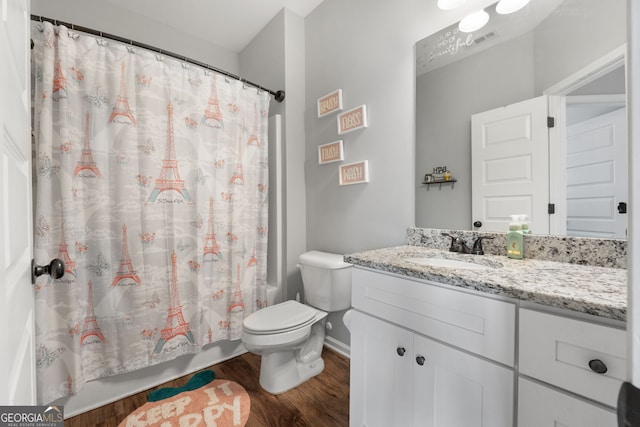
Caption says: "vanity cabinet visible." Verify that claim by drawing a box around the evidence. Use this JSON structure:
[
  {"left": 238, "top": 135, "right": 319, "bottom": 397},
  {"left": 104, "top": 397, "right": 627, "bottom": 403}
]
[
  {"left": 350, "top": 268, "right": 515, "bottom": 427},
  {"left": 517, "top": 308, "right": 626, "bottom": 426}
]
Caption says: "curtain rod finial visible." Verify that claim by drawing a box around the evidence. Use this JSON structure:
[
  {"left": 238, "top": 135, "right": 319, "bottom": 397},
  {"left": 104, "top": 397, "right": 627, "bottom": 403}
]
[{"left": 274, "top": 90, "right": 285, "bottom": 103}]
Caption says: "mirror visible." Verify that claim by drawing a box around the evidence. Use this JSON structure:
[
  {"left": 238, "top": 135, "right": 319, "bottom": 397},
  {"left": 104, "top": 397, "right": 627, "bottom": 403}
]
[{"left": 415, "top": 0, "right": 627, "bottom": 237}]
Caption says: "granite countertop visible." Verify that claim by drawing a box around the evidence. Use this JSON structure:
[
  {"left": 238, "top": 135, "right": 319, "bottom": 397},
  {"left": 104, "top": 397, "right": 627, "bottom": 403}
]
[{"left": 345, "top": 245, "right": 627, "bottom": 322}]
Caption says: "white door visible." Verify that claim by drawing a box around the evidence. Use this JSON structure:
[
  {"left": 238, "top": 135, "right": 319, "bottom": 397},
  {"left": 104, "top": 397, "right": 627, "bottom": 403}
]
[
  {"left": 566, "top": 107, "right": 628, "bottom": 238},
  {"left": 0, "top": 0, "right": 37, "bottom": 405},
  {"left": 471, "top": 96, "right": 549, "bottom": 233},
  {"left": 412, "top": 334, "right": 514, "bottom": 427}
]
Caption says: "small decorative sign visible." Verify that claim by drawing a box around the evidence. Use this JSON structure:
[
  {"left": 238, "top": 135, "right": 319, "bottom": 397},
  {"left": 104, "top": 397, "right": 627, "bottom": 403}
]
[
  {"left": 317, "top": 89, "right": 343, "bottom": 118},
  {"left": 337, "top": 105, "right": 368, "bottom": 135},
  {"left": 339, "top": 160, "right": 369, "bottom": 186},
  {"left": 318, "top": 140, "right": 344, "bottom": 164}
]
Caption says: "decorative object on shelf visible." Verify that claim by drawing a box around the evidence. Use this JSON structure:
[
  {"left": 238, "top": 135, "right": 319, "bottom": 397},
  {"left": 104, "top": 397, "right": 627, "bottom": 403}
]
[
  {"left": 338, "top": 105, "right": 368, "bottom": 135},
  {"left": 317, "top": 89, "right": 343, "bottom": 118},
  {"left": 318, "top": 140, "right": 344, "bottom": 164},
  {"left": 339, "top": 160, "right": 369, "bottom": 186},
  {"left": 423, "top": 165, "right": 456, "bottom": 189}
]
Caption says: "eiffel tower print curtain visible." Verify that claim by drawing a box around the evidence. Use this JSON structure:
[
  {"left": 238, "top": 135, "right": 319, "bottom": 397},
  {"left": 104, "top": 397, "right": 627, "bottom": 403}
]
[{"left": 31, "top": 21, "right": 270, "bottom": 404}]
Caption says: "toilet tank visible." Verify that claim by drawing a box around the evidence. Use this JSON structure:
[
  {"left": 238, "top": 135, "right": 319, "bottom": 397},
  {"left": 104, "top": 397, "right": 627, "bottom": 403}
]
[{"left": 298, "top": 251, "right": 352, "bottom": 311}]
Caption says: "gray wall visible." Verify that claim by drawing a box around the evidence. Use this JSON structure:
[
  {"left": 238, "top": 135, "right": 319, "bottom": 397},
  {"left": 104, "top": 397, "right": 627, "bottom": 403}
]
[
  {"left": 241, "top": 10, "right": 308, "bottom": 302},
  {"left": 30, "top": 0, "right": 238, "bottom": 73},
  {"left": 304, "top": 0, "right": 466, "bottom": 347},
  {"left": 533, "top": 0, "right": 626, "bottom": 94}
]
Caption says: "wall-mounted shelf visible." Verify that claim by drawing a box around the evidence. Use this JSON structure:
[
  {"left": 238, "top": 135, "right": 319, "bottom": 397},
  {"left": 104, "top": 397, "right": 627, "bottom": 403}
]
[{"left": 422, "top": 179, "right": 457, "bottom": 190}]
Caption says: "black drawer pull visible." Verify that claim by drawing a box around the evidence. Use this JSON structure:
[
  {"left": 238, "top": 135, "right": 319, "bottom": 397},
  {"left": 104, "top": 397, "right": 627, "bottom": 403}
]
[
  {"left": 589, "top": 359, "right": 608, "bottom": 374},
  {"left": 396, "top": 347, "right": 406, "bottom": 357},
  {"left": 416, "top": 355, "right": 426, "bottom": 366}
]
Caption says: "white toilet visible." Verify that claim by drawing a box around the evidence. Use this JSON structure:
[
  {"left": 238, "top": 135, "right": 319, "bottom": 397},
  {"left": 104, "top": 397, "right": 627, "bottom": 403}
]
[{"left": 241, "top": 251, "right": 352, "bottom": 394}]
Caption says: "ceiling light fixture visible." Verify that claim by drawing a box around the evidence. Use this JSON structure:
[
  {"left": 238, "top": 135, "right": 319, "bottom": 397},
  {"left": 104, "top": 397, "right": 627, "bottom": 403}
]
[
  {"left": 458, "top": 9, "right": 490, "bottom": 33},
  {"left": 437, "top": 0, "right": 467, "bottom": 11},
  {"left": 496, "top": 0, "right": 530, "bottom": 15}
]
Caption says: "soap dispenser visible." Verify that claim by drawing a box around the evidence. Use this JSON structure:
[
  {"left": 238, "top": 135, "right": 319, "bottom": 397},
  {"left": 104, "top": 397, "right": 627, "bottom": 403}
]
[
  {"left": 519, "top": 214, "right": 531, "bottom": 234},
  {"left": 507, "top": 215, "right": 524, "bottom": 259}
]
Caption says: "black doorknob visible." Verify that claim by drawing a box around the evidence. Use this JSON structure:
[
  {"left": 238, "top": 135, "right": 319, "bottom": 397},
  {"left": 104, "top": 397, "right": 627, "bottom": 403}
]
[
  {"left": 397, "top": 347, "right": 406, "bottom": 357},
  {"left": 473, "top": 221, "right": 482, "bottom": 228},
  {"left": 31, "top": 258, "right": 65, "bottom": 284}
]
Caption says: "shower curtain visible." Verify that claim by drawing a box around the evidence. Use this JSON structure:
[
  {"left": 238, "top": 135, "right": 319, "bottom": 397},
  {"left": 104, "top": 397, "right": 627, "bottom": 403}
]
[{"left": 31, "top": 21, "right": 270, "bottom": 404}]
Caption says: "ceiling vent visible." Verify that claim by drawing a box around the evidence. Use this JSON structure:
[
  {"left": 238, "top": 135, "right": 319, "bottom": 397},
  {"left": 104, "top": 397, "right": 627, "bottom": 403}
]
[{"left": 473, "top": 31, "right": 498, "bottom": 45}]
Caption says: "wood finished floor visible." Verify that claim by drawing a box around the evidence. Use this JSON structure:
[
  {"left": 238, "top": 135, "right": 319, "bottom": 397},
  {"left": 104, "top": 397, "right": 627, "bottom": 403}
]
[{"left": 64, "top": 348, "right": 350, "bottom": 427}]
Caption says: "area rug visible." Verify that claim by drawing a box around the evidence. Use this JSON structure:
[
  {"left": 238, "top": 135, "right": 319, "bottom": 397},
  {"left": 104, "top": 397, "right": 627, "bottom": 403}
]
[{"left": 119, "top": 370, "right": 250, "bottom": 426}]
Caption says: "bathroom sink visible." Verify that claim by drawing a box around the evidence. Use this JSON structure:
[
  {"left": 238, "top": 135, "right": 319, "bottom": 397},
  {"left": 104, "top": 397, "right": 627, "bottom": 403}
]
[{"left": 404, "top": 257, "right": 492, "bottom": 270}]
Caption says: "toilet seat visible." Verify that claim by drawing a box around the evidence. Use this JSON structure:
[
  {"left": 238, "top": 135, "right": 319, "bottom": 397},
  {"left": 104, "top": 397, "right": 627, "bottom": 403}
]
[{"left": 243, "top": 300, "right": 319, "bottom": 335}]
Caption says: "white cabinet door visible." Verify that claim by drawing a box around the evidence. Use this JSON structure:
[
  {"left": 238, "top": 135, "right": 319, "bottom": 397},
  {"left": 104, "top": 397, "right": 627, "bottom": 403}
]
[
  {"left": 518, "top": 378, "right": 617, "bottom": 427},
  {"left": 350, "top": 311, "right": 413, "bottom": 427},
  {"left": 471, "top": 95, "right": 549, "bottom": 233},
  {"left": 412, "top": 334, "right": 514, "bottom": 427}
]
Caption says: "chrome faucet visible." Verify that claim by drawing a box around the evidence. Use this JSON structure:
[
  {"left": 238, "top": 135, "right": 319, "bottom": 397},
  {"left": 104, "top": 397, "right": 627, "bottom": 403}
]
[{"left": 441, "top": 233, "right": 471, "bottom": 254}]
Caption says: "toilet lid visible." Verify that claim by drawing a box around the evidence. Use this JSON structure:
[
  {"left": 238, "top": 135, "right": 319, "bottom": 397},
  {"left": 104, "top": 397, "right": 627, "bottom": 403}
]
[{"left": 243, "top": 300, "right": 318, "bottom": 334}]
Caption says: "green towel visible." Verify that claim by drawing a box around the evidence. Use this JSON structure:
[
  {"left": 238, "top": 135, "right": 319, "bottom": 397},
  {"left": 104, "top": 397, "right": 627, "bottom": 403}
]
[{"left": 147, "top": 369, "right": 215, "bottom": 402}]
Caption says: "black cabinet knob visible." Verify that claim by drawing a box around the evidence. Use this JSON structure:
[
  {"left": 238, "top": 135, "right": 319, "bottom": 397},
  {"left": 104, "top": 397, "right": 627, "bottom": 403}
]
[
  {"left": 396, "top": 347, "right": 406, "bottom": 357},
  {"left": 589, "top": 359, "right": 608, "bottom": 374},
  {"left": 473, "top": 221, "right": 482, "bottom": 228},
  {"left": 416, "top": 355, "right": 426, "bottom": 366}
]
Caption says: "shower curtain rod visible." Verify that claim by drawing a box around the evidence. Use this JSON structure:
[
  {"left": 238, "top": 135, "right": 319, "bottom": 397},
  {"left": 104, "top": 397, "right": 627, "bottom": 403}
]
[{"left": 30, "top": 14, "right": 286, "bottom": 103}]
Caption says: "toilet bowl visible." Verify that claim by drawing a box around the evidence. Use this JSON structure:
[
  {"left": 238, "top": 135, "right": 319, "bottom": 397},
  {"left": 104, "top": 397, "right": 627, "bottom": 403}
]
[{"left": 241, "top": 251, "right": 352, "bottom": 394}]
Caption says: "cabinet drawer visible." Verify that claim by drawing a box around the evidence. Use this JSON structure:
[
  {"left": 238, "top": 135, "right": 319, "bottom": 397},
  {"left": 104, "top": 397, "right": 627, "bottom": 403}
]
[
  {"left": 518, "top": 377, "right": 616, "bottom": 427},
  {"left": 519, "top": 308, "right": 626, "bottom": 407},
  {"left": 352, "top": 268, "right": 516, "bottom": 366}
]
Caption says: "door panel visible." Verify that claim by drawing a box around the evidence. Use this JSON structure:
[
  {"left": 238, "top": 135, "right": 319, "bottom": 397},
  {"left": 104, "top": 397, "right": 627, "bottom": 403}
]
[
  {"left": 412, "top": 334, "right": 514, "bottom": 427},
  {"left": 472, "top": 96, "right": 549, "bottom": 233},
  {"left": 350, "top": 311, "right": 413, "bottom": 427},
  {"left": 566, "top": 107, "right": 627, "bottom": 238},
  {"left": 0, "top": 0, "right": 36, "bottom": 405},
  {"left": 518, "top": 378, "right": 616, "bottom": 427}
]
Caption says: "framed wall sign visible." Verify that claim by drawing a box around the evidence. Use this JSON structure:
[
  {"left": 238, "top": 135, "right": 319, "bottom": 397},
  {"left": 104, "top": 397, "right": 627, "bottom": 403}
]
[
  {"left": 339, "top": 160, "right": 369, "bottom": 186},
  {"left": 317, "top": 89, "right": 343, "bottom": 118},
  {"left": 318, "top": 140, "right": 344, "bottom": 164},
  {"left": 337, "top": 105, "right": 368, "bottom": 135}
]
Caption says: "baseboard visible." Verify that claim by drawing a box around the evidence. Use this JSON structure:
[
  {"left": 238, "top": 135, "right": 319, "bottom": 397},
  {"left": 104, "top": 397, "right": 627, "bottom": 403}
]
[
  {"left": 324, "top": 336, "right": 350, "bottom": 359},
  {"left": 55, "top": 340, "right": 247, "bottom": 419}
]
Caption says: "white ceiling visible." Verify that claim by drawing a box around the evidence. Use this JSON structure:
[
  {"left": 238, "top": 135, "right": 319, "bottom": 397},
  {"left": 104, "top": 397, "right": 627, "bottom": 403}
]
[{"left": 101, "top": 0, "right": 325, "bottom": 53}]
